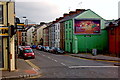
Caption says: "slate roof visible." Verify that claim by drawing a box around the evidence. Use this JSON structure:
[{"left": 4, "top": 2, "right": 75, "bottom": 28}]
[{"left": 59, "top": 9, "right": 87, "bottom": 23}]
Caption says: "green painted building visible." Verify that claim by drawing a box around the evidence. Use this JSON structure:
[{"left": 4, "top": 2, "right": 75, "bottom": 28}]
[{"left": 64, "top": 9, "right": 108, "bottom": 54}]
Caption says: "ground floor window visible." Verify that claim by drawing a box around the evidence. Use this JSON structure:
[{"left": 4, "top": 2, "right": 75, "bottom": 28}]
[{"left": 0, "top": 37, "right": 4, "bottom": 68}]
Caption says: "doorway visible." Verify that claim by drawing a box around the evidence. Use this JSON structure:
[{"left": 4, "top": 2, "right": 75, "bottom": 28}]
[{"left": 0, "top": 37, "right": 4, "bottom": 68}]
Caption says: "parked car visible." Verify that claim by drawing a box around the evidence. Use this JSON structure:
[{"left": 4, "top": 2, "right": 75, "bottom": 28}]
[
  {"left": 44, "top": 46, "right": 50, "bottom": 52},
  {"left": 24, "top": 45, "right": 31, "bottom": 48},
  {"left": 36, "top": 45, "right": 42, "bottom": 50},
  {"left": 54, "top": 48, "right": 65, "bottom": 54},
  {"left": 41, "top": 46, "right": 45, "bottom": 51},
  {"left": 19, "top": 47, "right": 35, "bottom": 59},
  {"left": 49, "top": 47, "right": 55, "bottom": 53},
  {"left": 31, "top": 45, "right": 37, "bottom": 49},
  {"left": 18, "top": 45, "right": 23, "bottom": 51}
]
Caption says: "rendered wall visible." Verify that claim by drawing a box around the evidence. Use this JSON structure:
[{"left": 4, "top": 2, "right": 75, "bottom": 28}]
[{"left": 65, "top": 9, "right": 108, "bottom": 54}]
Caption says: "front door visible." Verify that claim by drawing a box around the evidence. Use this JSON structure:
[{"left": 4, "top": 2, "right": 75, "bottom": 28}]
[{"left": 0, "top": 37, "right": 4, "bottom": 68}]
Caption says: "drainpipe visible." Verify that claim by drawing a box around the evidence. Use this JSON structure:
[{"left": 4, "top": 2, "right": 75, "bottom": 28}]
[
  {"left": 74, "top": 36, "right": 78, "bottom": 54},
  {"left": 13, "top": 1, "right": 17, "bottom": 70},
  {"left": 6, "top": 2, "right": 11, "bottom": 72}
]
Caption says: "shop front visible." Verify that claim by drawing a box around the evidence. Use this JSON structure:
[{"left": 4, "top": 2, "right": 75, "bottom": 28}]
[
  {"left": 0, "top": 37, "right": 4, "bottom": 68},
  {"left": 0, "top": 1, "right": 16, "bottom": 71},
  {"left": 0, "top": 27, "right": 9, "bottom": 70}
]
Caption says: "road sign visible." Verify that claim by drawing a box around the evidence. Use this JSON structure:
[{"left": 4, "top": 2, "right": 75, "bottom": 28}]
[{"left": 0, "top": 27, "right": 9, "bottom": 36}]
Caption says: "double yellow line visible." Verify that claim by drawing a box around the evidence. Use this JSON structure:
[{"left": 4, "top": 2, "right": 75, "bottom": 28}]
[
  {"left": 25, "top": 60, "right": 40, "bottom": 70},
  {"left": 25, "top": 60, "right": 41, "bottom": 78}
]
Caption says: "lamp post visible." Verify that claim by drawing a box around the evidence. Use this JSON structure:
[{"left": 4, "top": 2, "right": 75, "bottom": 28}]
[{"left": 22, "top": 16, "right": 28, "bottom": 25}]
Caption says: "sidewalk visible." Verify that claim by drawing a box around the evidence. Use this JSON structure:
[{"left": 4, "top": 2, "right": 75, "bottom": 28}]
[
  {"left": 70, "top": 53, "right": 120, "bottom": 65},
  {"left": 1, "top": 59, "right": 41, "bottom": 80}
]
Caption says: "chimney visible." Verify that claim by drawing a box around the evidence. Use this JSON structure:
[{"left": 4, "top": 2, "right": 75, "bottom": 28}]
[
  {"left": 56, "top": 18, "right": 59, "bottom": 22},
  {"left": 76, "top": 9, "right": 86, "bottom": 14},
  {"left": 69, "top": 11, "right": 76, "bottom": 16},
  {"left": 52, "top": 21, "right": 56, "bottom": 24},
  {"left": 59, "top": 17, "right": 64, "bottom": 20},
  {"left": 55, "top": 17, "right": 64, "bottom": 23},
  {"left": 63, "top": 13, "right": 69, "bottom": 17}
]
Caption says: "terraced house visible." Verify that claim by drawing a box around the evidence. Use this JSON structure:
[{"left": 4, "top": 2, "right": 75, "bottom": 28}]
[
  {"left": 49, "top": 21, "right": 55, "bottom": 47},
  {"left": 0, "top": 1, "right": 16, "bottom": 71},
  {"left": 64, "top": 9, "right": 108, "bottom": 54}
]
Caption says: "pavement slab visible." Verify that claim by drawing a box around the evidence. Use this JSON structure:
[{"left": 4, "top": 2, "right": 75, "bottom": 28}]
[
  {"left": 1, "top": 59, "right": 40, "bottom": 80},
  {"left": 70, "top": 53, "right": 120, "bottom": 62}
]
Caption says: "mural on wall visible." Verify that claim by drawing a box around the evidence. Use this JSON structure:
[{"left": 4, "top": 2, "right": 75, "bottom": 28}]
[{"left": 74, "top": 19, "right": 101, "bottom": 34}]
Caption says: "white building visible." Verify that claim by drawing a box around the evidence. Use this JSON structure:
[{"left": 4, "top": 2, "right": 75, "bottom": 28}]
[
  {"left": 26, "top": 26, "right": 35, "bottom": 45},
  {"left": 54, "top": 23, "right": 60, "bottom": 48},
  {"left": 21, "top": 30, "right": 27, "bottom": 45},
  {"left": 36, "top": 24, "right": 47, "bottom": 45},
  {"left": 49, "top": 23, "right": 55, "bottom": 47}
]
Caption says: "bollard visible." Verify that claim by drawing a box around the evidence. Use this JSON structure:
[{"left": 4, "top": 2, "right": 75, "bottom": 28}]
[{"left": 92, "top": 49, "right": 97, "bottom": 56}]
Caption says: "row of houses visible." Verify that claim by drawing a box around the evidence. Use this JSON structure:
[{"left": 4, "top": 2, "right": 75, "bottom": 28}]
[{"left": 18, "top": 9, "right": 120, "bottom": 57}]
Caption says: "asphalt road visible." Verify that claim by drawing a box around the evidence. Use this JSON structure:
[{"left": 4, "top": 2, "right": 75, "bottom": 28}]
[{"left": 27, "top": 49, "right": 119, "bottom": 79}]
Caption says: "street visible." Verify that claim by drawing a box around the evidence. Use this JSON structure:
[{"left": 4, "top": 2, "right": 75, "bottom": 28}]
[{"left": 26, "top": 49, "right": 119, "bottom": 78}]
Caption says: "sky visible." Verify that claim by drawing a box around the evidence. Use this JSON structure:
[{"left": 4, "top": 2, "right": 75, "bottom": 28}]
[{"left": 14, "top": 0, "right": 119, "bottom": 24}]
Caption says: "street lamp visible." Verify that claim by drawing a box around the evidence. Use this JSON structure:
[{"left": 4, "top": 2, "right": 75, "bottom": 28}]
[{"left": 22, "top": 16, "right": 28, "bottom": 25}]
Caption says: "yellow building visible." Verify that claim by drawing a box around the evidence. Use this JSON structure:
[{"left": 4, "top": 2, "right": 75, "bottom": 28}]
[
  {"left": 0, "top": 1, "right": 15, "bottom": 71},
  {"left": 37, "top": 24, "right": 47, "bottom": 45}
]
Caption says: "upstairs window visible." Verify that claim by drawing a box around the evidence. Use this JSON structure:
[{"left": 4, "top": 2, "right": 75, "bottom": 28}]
[
  {"left": 65, "top": 22, "right": 68, "bottom": 29},
  {"left": 69, "top": 21, "right": 71, "bottom": 28},
  {"left": 0, "top": 5, "right": 3, "bottom": 24}
]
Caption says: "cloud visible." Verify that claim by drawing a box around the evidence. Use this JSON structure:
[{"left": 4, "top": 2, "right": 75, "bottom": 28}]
[{"left": 15, "top": 1, "right": 61, "bottom": 23}]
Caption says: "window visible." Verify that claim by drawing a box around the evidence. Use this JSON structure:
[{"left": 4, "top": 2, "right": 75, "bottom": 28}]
[
  {"left": 22, "top": 33, "right": 24, "bottom": 36},
  {"left": 0, "top": 5, "right": 3, "bottom": 24},
  {"left": 69, "top": 21, "right": 71, "bottom": 28},
  {"left": 25, "top": 33, "right": 27, "bottom": 36},
  {"left": 66, "top": 31, "right": 68, "bottom": 40},
  {"left": 69, "top": 31, "right": 71, "bottom": 40},
  {"left": 0, "top": 37, "right": 4, "bottom": 68},
  {"left": 58, "top": 32, "right": 60, "bottom": 39},
  {"left": 65, "top": 22, "right": 68, "bottom": 29}
]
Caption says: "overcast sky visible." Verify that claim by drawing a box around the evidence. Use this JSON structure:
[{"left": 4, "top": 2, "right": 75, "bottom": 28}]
[{"left": 15, "top": 0, "right": 119, "bottom": 24}]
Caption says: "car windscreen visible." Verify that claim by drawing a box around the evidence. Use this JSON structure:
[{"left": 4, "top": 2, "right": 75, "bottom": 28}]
[
  {"left": 57, "top": 48, "right": 60, "bottom": 50},
  {"left": 46, "top": 47, "right": 49, "bottom": 49},
  {"left": 24, "top": 49, "right": 33, "bottom": 53}
]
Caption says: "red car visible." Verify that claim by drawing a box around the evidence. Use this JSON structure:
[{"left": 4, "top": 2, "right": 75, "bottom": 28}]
[{"left": 19, "top": 47, "right": 35, "bottom": 59}]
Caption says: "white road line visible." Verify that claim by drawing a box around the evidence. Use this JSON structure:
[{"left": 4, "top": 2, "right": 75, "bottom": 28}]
[
  {"left": 42, "top": 55, "right": 45, "bottom": 56},
  {"left": 68, "top": 66, "right": 119, "bottom": 69},
  {"left": 52, "top": 58, "right": 54, "bottom": 60},
  {"left": 61, "top": 63, "right": 66, "bottom": 66},
  {"left": 54, "top": 60, "right": 58, "bottom": 62},
  {"left": 48, "top": 57, "right": 51, "bottom": 59}
]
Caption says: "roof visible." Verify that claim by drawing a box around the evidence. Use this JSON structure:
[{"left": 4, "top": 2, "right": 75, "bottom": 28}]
[
  {"left": 25, "top": 26, "right": 32, "bottom": 30},
  {"left": 59, "top": 9, "right": 87, "bottom": 23},
  {"left": 105, "top": 18, "right": 120, "bottom": 29}
]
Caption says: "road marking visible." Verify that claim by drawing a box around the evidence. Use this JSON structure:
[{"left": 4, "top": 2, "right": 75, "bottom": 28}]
[
  {"left": 70, "top": 55, "right": 120, "bottom": 63},
  {"left": 48, "top": 57, "right": 51, "bottom": 59},
  {"left": 42, "top": 55, "right": 45, "bottom": 56},
  {"left": 51, "top": 59, "right": 54, "bottom": 61},
  {"left": 29, "top": 74, "right": 42, "bottom": 79},
  {"left": 68, "top": 66, "right": 119, "bottom": 69},
  {"left": 61, "top": 63, "right": 66, "bottom": 66},
  {"left": 25, "top": 60, "right": 40, "bottom": 70},
  {"left": 54, "top": 60, "right": 58, "bottom": 62}
]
